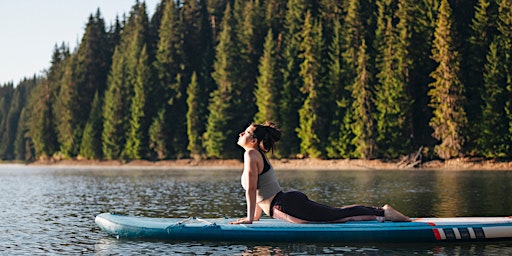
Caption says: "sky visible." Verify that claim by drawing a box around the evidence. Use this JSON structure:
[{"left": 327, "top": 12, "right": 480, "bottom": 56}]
[{"left": 0, "top": 0, "right": 160, "bottom": 85}]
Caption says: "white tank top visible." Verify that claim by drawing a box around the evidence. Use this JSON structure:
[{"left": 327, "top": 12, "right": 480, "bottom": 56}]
[{"left": 241, "top": 166, "right": 282, "bottom": 202}]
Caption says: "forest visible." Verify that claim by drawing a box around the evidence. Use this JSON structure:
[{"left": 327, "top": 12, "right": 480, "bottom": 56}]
[{"left": 0, "top": 0, "right": 511, "bottom": 162}]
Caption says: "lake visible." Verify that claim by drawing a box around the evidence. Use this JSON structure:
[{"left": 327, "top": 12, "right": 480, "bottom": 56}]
[{"left": 2, "top": 165, "right": 512, "bottom": 255}]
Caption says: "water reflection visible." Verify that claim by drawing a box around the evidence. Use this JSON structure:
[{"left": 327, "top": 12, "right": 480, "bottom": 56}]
[{"left": 1, "top": 166, "right": 512, "bottom": 255}]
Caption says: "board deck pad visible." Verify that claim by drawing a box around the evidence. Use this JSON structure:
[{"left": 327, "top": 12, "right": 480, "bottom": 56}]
[{"left": 95, "top": 213, "right": 512, "bottom": 243}]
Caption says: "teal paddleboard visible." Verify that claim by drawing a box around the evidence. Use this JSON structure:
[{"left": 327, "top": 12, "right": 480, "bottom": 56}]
[{"left": 95, "top": 213, "right": 512, "bottom": 242}]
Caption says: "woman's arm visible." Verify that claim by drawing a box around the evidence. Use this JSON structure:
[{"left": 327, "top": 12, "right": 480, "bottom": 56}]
[
  {"left": 254, "top": 204, "right": 262, "bottom": 221},
  {"left": 231, "top": 150, "right": 259, "bottom": 224}
]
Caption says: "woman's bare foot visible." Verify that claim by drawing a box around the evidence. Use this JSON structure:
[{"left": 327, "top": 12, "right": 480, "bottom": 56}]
[{"left": 383, "top": 204, "right": 411, "bottom": 222}]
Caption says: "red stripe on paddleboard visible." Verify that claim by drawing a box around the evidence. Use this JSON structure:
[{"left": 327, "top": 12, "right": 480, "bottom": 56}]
[
  {"left": 427, "top": 222, "right": 436, "bottom": 226},
  {"left": 432, "top": 229, "right": 442, "bottom": 240}
]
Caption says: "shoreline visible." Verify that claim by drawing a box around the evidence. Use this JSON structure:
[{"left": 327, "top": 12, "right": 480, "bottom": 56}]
[{"left": 18, "top": 157, "right": 512, "bottom": 171}]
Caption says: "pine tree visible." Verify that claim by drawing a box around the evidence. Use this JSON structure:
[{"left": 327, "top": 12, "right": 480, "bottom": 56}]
[
  {"left": 479, "top": 42, "right": 510, "bottom": 157},
  {"left": 153, "top": 0, "right": 188, "bottom": 158},
  {"left": 337, "top": 0, "right": 366, "bottom": 158},
  {"left": 408, "top": 0, "right": 438, "bottom": 149},
  {"left": 498, "top": 0, "right": 512, "bottom": 156},
  {"left": 204, "top": 3, "right": 243, "bottom": 159},
  {"left": 479, "top": 0, "right": 512, "bottom": 157},
  {"left": 279, "top": 0, "right": 310, "bottom": 157},
  {"left": 28, "top": 45, "right": 68, "bottom": 159},
  {"left": 254, "top": 29, "right": 280, "bottom": 126},
  {"left": 102, "top": 1, "right": 151, "bottom": 160},
  {"left": 28, "top": 78, "right": 59, "bottom": 159},
  {"left": 123, "top": 45, "right": 151, "bottom": 160},
  {"left": 0, "top": 83, "right": 14, "bottom": 159},
  {"left": 186, "top": 72, "right": 203, "bottom": 159},
  {"left": 186, "top": 0, "right": 216, "bottom": 159},
  {"left": 465, "top": 0, "right": 498, "bottom": 153},
  {"left": 235, "top": 0, "right": 266, "bottom": 121},
  {"left": 11, "top": 78, "right": 37, "bottom": 161},
  {"left": 296, "top": 12, "right": 326, "bottom": 158},
  {"left": 79, "top": 91, "right": 103, "bottom": 159},
  {"left": 326, "top": 19, "right": 353, "bottom": 158},
  {"left": 428, "top": 0, "right": 467, "bottom": 159},
  {"left": 373, "top": 0, "right": 413, "bottom": 158},
  {"left": 149, "top": 108, "right": 167, "bottom": 160},
  {"left": 54, "top": 55, "right": 79, "bottom": 158},
  {"left": 350, "top": 40, "right": 375, "bottom": 159},
  {"left": 102, "top": 46, "right": 128, "bottom": 160},
  {"left": 52, "top": 12, "right": 110, "bottom": 159}
]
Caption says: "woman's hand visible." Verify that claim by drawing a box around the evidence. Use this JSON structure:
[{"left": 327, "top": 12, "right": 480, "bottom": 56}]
[{"left": 229, "top": 217, "right": 253, "bottom": 224}]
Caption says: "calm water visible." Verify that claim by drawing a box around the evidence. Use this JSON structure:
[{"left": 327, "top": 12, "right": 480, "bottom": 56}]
[{"left": 2, "top": 165, "right": 512, "bottom": 255}]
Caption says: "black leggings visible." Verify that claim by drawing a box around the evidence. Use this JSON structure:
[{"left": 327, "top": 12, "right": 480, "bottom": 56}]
[{"left": 270, "top": 191, "right": 384, "bottom": 222}]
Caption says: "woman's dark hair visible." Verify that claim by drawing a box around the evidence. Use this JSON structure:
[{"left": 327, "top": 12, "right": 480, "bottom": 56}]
[{"left": 252, "top": 121, "right": 281, "bottom": 153}]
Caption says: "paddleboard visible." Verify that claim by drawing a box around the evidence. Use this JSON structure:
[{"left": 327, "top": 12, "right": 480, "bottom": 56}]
[{"left": 95, "top": 213, "right": 512, "bottom": 242}]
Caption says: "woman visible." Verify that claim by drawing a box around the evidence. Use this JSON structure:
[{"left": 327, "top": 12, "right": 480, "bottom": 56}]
[{"left": 229, "top": 122, "right": 410, "bottom": 225}]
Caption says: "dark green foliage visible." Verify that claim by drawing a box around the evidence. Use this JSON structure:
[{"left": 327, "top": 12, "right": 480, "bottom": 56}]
[
  {"left": 79, "top": 92, "right": 103, "bottom": 159},
  {"left": 428, "top": 0, "right": 467, "bottom": 159},
  {"left": 204, "top": 3, "right": 243, "bottom": 159},
  {"left": 3, "top": 0, "right": 512, "bottom": 162},
  {"left": 478, "top": 0, "right": 512, "bottom": 157},
  {"left": 254, "top": 29, "right": 280, "bottom": 126},
  {"left": 373, "top": 0, "right": 413, "bottom": 158},
  {"left": 296, "top": 12, "right": 327, "bottom": 158},
  {"left": 102, "top": 1, "right": 151, "bottom": 160},
  {"left": 186, "top": 72, "right": 203, "bottom": 159},
  {"left": 325, "top": 19, "right": 354, "bottom": 159},
  {"left": 349, "top": 40, "right": 375, "bottom": 159},
  {"left": 278, "top": 0, "right": 310, "bottom": 158},
  {"left": 464, "top": 0, "right": 498, "bottom": 153}
]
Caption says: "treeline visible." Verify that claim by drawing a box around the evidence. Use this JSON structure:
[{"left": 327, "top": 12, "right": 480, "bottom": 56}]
[{"left": 1, "top": 0, "right": 511, "bottom": 162}]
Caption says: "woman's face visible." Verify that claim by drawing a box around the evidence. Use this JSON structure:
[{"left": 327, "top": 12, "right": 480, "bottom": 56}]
[{"left": 237, "top": 125, "right": 257, "bottom": 148}]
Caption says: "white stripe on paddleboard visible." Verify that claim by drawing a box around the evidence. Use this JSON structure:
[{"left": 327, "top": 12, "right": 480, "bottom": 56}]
[
  {"left": 468, "top": 227, "right": 476, "bottom": 239},
  {"left": 483, "top": 226, "right": 512, "bottom": 239},
  {"left": 437, "top": 228, "right": 446, "bottom": 240},
  {"left": 453, "top": 228, "right": 461, "bottom": 239}
]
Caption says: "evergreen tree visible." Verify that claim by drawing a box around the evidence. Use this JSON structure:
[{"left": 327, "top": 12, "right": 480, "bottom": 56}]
[
  {"left": 428, "top": 0, "right": 467, "bottom": 159},
  {"left": 279, "top": 0, "right": 310, "bottom": 157},
  {"left": 373, "top": 0, "right": 413, "bottom": 158},
  {"left": 350, "top": 40, "right": 375, "bottom": 159},
  {"left": 28, "top": 78, "right": 59, "bottom": 159},
  {"left": 10, "top": 78, "right": 37, "bottom": 161},
  {"left": 53, "top": 12, "right": 111, "bottom": 158},
  {"left": 204, "top": 3, "right": 243, "bottom": 158},
  {"left": 326, "top": 19, "right": 353, "bottom": 158},
  {"left": 465, "top": 0, "right": 498, "bottom": 153},
  {"left": 0, "top": 83, "right": 13, "bottom": 159},
  {"left": 186, "top": 0, "right": 216, "bottom": 159},
  {"left": 27, "top": 45, "right": 68, "bottom": 159},
  {"left": 479, "top": 0, "right": 512, "bottom": 157},
  {"left": 123, "top": 45, "right": 151, "bottom": 160},
  {"left": 337, "top": 0, "right": 366, "bottom": 158},
  {"left": 153, "top": 0, "right": 187, "bottom": 158},
  {"left": 149, "top": 108, "right": 167, "bottom": 160},
  {"left": 14, "top": 107, "right": 33, "bottom": 161},
  {"left": 409, "top": 0, "right": 438, "bottom": 149},
  {"left": 102, "top": 46, "right": 128, "bottom": 160},
  {"left": 498, "top": 0, "right": 512, "bottom": 156},
  {"left": 254, "top": 29, "right": 280, "bottom": 126},
  {"left": 296, "top": 12, "right": 327, "bottom": 158},
  {"left": 186, "top": 72, "right": 203, "bottom": 159},
  {"left": 54, "top": 55, "right": 79, "bottom": 158},
  {"left": 102, "top": 1, "right": 151, "bottom": 160},
  {"left": 479, "top": 42, "right": 510, "bottom": 157},
  {"left": 235, "top": 0, "right": 266, "bottom": 121},
  {"left": 79, "top": 91, "right": 103, "bottom": 159}
]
